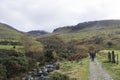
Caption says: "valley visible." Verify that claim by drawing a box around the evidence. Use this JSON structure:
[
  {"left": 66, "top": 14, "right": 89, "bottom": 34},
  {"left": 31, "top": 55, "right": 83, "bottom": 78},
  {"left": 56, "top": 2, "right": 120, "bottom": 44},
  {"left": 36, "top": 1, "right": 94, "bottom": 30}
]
[{"left": 0, "top": 20, "right": 120, "bottom": 80}]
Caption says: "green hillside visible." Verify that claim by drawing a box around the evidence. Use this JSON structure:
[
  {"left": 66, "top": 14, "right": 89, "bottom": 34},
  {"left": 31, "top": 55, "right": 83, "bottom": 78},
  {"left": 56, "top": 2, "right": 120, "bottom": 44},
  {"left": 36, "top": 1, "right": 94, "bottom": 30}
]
[
  {"left": 27, "top": 30, "right": 49, "bottom": 37},
  {"left": 40, "top": 20, "right": 120, "bottom": 49},
  {"left": 53, "top": 20, "right": 120, "bottom": 33},
  {"left": 1, "top": 20, "right": 120, "bottom": 80},
  {"left": 0, "top": 23, "right": 23, "bottom": 40}
]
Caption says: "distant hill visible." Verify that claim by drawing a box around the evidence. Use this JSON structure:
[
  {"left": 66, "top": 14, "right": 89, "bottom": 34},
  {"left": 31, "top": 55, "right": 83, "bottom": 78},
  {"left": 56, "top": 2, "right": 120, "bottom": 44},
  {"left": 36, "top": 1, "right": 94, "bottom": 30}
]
[
  {"left": 27, "top": 30, "right": 49, "bottom": 36},
  {"left": 53, "top": 20, "right": 120, "bottom": 33},
  {"left": 45, "top": 20, "right": 120, "bottom": 49},
  {"left": 0, "top": 23, "right": 24, "bottom": 40},
  {"left": 1, "top": 20, "right": 120, "bottom": 49},
  {"left": 0, "top": 22, "right": 49, "bottom": 40}
]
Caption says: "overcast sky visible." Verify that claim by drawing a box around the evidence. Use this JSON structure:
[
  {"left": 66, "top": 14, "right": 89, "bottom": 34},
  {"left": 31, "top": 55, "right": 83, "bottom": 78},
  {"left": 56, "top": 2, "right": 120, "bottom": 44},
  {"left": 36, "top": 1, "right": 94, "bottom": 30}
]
[{"left": 0, "top": 0, "right": 120, "bottom": 32}]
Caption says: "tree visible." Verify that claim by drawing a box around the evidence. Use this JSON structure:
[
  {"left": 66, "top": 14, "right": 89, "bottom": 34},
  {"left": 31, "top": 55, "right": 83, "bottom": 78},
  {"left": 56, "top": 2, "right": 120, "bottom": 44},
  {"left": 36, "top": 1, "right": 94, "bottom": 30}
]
[
  {"left": 20, "top": 35, "right": 33, "bottom": 52},
  {"left": 52, "top": 50, "right": 58, "bottom": 61},
  {"left": 37, "top": 35, "right": 65, "bottom": 53},
  {"left": 44, "top": 49, "right": 54, "bottom": 62},
  {"left": 107, "top": 41, "right": 112, "bottom": 48}
]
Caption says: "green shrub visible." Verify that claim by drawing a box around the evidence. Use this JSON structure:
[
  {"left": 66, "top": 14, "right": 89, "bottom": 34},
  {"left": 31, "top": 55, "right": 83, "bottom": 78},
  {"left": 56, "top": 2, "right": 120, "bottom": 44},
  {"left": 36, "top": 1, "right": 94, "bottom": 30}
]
[
  {"left": 37, "top": 35, "right": 65, "bottom": 53},
  {"left": 0, "top": 49, "right": 29, "bottom": 79},
  {"left": 0, "top": 64, "right": 7, "bottom": 80},
  {"left": 48, "top": 72, "right": 70, "bottom": 80}
]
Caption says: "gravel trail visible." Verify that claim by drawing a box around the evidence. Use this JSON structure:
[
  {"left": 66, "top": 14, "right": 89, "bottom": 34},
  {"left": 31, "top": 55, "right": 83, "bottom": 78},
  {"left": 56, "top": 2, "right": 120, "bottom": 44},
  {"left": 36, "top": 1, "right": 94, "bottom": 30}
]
[{"left": 89, "top": 59, "right": 114, "bottom": 80}]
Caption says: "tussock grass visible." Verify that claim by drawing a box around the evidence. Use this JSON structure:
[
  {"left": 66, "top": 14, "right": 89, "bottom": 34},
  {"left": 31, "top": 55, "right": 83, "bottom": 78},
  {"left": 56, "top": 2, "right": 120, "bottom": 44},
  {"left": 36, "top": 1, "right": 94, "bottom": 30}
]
[
  {"left": 97, "top": 50, "right": 120, "bottom": 80},
  {"left": 0, "top": 45, "right": 23, "bottom": 49},
  {"left": 55, "top": 58, "right": 90, "bottom": 80}
]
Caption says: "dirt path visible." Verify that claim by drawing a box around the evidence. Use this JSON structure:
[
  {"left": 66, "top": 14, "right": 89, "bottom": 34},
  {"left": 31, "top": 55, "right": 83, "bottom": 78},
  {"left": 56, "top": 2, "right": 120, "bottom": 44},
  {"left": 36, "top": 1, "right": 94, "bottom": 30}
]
[{"left": 89, "top": 59, "right": 114, "bottom": 80}]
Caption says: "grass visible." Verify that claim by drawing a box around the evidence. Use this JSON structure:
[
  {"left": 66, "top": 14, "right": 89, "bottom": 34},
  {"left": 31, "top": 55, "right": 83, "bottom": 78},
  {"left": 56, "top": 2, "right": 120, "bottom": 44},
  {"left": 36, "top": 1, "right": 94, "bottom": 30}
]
[
  {"left": 0, "top": 23, "right": 22, "bottom": 40},
  {"left": 55, "top": 58, "right": 90, "bottom": 80},
  {"left": 0, "top": 45, "right": 13, "bottom": 49},
  {"left": 97, "top": 50, "right": 120, "bottom": 80},
  {"left": 54, "top": 26, "right": 120, "bottom": 41},
  {"left": 50, "top": 26, "right": 120, "bottom": 50},
  {"left": 0, "top": 45, "right": 23, "bottom": 51}
]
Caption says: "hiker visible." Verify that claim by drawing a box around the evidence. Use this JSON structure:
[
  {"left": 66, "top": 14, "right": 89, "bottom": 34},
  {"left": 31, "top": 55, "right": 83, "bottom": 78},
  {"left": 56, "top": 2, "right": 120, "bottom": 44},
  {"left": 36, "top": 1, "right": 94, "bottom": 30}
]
[
  {"left": 89, "top": 50, "right": 93, "bottom": 59},
  {"left": 89, "top": 50, "right": 96, "bottom": 61}
]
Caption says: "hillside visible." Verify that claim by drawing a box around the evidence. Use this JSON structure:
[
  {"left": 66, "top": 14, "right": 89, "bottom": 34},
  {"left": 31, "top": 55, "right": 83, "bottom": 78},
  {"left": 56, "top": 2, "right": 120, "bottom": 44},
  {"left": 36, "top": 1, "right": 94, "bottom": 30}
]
[
  {"left": 0, "top": 23, "right": 24, "bottom": 40},
  {"left": 44, "top": 20, "right": 120, "bottom": 49},
  {"left": 27, "top": 30, "right": 49, "bottom": 36},
  {"left": 1, "top": 20, "right": 120, "bottom": 49},
  {"left": 53, "top": 20, "right": 120, "bottom": 32},
  {"left": 1, "top": 20, "right": 120, "bottom": 79}
]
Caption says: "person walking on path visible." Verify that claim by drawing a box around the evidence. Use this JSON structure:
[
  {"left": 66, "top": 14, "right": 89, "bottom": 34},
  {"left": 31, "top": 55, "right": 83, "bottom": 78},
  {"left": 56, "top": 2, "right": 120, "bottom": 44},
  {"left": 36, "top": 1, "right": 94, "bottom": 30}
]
[{"left": 89, "top": 50, "right": 96, "bottom": 61}]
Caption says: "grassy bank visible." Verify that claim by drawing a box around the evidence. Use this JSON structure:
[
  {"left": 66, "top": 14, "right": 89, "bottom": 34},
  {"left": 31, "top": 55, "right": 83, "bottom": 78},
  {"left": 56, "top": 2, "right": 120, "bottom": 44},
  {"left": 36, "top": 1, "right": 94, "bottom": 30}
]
[
  {"left": 54, "top": 58, "right": 90, "bottom": 80},
  {"left": 97, "top": 50, "right": 120, "bottom": 80},
  {"left": 0, "top": 45, "right": 23, "bottom": 49}
]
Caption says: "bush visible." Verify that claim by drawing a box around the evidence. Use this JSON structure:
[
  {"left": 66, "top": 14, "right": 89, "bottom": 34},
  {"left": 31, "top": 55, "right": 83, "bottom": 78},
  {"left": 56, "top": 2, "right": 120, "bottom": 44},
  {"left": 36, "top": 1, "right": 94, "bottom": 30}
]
[
  {"left": 0, "top": 64, "right": 7, "bottom": 80},
  {"left": 0, "top": 49, "right": 29, "bottom": 79},
  {"left": 0, "top": 40, "right": 22, "bottom": 45},
  {"left": 67, "top": 53, "right": 88, "bottom": 61},
  {"left": 37, "top": 35, "right": 65, "bottom": 53},
  {"left": 107, "top": 41, "right": 113, "bottom": 47},
  {"left": 44, "top": 49, "right": 58, "bottom": 62},
  {"left": 48, "top": 72, "right": 70, "bottom": 80}
]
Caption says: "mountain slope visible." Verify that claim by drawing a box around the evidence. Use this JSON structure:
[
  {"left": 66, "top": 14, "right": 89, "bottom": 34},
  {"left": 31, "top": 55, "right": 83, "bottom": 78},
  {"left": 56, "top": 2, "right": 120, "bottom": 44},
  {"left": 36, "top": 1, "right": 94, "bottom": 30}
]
[
  {"left": 27, "top": 30, "right": 49, "bottom": 36},
  {"left": 53, "top": 20, "right": 120, "bottom": 33},
  {"left": 0, "top": 23, "right": 23, "bottom": 40},
  {"left": 48, "top": 20, "right": 120, "bottom": 49}
]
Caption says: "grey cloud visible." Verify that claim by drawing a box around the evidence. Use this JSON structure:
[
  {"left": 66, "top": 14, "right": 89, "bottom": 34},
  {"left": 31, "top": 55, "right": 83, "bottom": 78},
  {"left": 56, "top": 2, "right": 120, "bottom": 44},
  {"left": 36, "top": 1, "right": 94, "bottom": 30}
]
[{"left": 0, "top": 0, "right": 120, "bottom": 32}]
